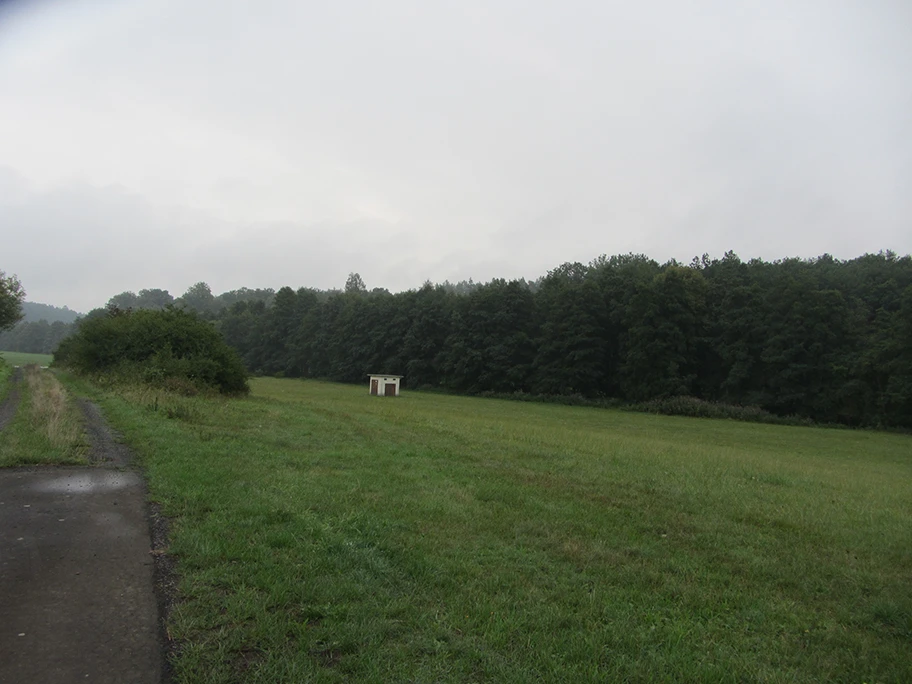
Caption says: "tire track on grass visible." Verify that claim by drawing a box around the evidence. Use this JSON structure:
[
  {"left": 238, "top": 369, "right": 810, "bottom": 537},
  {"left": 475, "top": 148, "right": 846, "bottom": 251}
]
[{"left": 0, "top": 366, "right": 23, "bottom": 431}]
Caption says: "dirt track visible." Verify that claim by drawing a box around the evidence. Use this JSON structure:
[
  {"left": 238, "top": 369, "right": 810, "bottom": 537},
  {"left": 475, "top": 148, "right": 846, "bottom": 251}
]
[
  {"left": 0, "top": 381, "right": 171, "bottom": 684},
  {"left": 0, "top": 367, "right": 22, "bottom": 431}
]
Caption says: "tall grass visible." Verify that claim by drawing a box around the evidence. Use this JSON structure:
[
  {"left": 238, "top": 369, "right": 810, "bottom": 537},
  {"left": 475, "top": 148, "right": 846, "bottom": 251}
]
[
  {"left": 68, "top": 378, "right": 912, "bottom": 682},
  {"left": 0, "top": 365, "right": 87, "bottom": 466},
  {"left": 25, "top": 365, "right": 85, "bottom": 450}
]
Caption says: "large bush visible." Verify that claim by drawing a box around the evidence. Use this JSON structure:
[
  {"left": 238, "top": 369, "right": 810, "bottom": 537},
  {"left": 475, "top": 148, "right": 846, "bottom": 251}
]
[{"left": 54, "top": 307, "right": 249, "bottom": 395}]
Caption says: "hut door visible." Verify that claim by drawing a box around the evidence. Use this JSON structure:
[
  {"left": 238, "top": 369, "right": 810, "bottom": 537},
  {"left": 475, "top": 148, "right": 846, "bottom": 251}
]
[
  {"left": 371, "top": 379, "right": 379, "bottom": 395},
  {"left": 385, "top": 383, "right": 396, "bottom": 396}
]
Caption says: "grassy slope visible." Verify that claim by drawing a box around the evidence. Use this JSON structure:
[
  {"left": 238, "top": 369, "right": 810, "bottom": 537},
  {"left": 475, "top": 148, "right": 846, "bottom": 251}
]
[
  {"left": 0, "top": 351, "right": 53, "bottom": 366},
  {"left": 85, "top": 378, "right": 910, "bottom": 683}
]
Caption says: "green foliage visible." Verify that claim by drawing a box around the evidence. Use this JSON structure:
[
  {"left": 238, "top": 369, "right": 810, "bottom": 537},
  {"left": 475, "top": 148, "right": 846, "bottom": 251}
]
[
  {"left": 20, "top": 301, "right": 82, "bottom": 323},
  {"left": 344, "top": 272, "right": 367, "bottom": 294},
  {"left": 176, "top": 281, "right": 219, "bottom": 316},
  {"left": 88, "top": 250, "right": 912, "bottom": 427},
  {"left": 106, "top": 288, "right": 179, "bottom": 312},
  {"left": 533, "top": 264, "right": 608, "bottom": 395},
  {"left": 54, "top": 307, "right": 249, "bottom": 395},
  {"left": 0, "top": 270, "right": 26, "bottom": 331},
  {"left": 401, "top": 284, "right": 453, "bottom": 388},
  {"left": 444, "top": 279, "right": 537, "bottom": 392},
  {"left": 621, "top": 266, "right": 708, "bottom": 400},
  {"left": 0, "top": 319, "right": 74, "bottom": 354},
  {"left": 1, "top": 299, "right": 81, "bottom": 354},
  {"left": 628, "top": 395, "right": 817, "bottom": 426}
]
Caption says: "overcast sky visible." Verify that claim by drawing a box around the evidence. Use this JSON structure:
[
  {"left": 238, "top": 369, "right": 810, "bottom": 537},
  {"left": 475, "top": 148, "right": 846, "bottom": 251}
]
[{"left": 1, "top": 0, "right": 910, "bottom": 311}]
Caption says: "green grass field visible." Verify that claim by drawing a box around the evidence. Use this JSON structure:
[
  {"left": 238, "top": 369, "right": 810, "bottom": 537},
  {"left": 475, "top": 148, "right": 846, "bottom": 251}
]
[
  {"left": 0, "top": 350, "right": 53, "bottom": 367},
  {"left": 52, "top": 378, "right": 912, "bottom": 682}
]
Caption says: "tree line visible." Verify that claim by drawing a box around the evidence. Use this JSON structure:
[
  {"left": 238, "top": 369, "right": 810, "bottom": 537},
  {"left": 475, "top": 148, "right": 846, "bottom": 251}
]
[
  {"left": 0, "top": 319, "right": 73, "bottom": 354},
  {"left": 211, "top": 251, "right": 910, "bottom": 428},
  {"left": 0, "top": 285, "right": 276, "bottom": 353},
  {"left": 4, "top": 251, "right": 911, "bottom": 428},
  {"left": 0, "top": 299, "right": 81, "bottom": 353}
]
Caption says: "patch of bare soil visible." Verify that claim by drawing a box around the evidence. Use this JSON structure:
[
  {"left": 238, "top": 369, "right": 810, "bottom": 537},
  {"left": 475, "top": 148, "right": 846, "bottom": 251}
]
[
  {"left": 79, "top": 399, "right": 133, "bottom": 465},
  {"left": 79, "top": 398, "right": 180, "bottom": 684},
  {"left": 0, "top": 367, "right": 23, "bottom": 431}
]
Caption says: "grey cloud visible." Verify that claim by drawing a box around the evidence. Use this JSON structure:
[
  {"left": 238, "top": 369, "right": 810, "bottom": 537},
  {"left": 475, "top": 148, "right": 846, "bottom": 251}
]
[
  {"left": 0, "top": 172, "right": 423, "bottom": 309},
  {"left": 0, "top": 0, "right": 909, "bottom": 308}
]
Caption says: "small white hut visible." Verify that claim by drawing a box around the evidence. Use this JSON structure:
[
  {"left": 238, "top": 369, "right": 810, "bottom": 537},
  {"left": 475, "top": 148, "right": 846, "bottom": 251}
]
[{"left": 368, "top": 374, "right": 402, "bottom": 397}]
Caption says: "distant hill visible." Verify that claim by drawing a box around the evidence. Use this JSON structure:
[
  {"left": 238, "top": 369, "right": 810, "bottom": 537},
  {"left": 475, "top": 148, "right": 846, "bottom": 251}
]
[{"left": 21, "top": 301, "right": 83, "bottom": 324}]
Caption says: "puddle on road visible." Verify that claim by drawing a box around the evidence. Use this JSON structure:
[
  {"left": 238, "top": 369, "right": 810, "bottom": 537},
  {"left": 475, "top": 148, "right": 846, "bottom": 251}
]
[{"left": 30, "top": 471, "right": 140, "bottom": 494}]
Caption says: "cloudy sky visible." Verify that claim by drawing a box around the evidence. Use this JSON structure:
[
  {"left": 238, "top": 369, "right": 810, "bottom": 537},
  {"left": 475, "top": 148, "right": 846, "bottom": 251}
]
[{"left": 1, "top": 0, "right": 909, "bottom": 311}]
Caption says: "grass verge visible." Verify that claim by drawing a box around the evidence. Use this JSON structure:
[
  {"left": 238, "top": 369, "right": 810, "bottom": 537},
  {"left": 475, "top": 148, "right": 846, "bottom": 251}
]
[
  {"left": 74, "top": 378, "right": 912, "bottom": 683},
  {"left": 0, "top": 365, "right": 88, "bottom": 466}
]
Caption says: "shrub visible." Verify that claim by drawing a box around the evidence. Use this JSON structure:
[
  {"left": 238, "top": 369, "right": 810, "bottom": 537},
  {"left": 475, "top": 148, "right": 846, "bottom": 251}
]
[
  {"left": 54, "top": 307, "right": 249, "bottom": 395},
  {"left": 626, "top": 396, "right": 818, "bottom": 427},
  {"left": 467, "top": 389, "right": 624, "bottom": 409}
]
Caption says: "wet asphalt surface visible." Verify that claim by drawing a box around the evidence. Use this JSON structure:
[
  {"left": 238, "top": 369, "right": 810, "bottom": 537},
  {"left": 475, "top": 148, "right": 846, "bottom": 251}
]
[{"left": 0, "top": 376, "right": 163, "bottom": 684}]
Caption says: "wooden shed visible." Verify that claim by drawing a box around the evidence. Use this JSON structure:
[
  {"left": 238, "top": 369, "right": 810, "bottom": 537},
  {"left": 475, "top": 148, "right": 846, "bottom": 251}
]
[{"left": 368, "top": 374, "right": 402, "bottom": 397}]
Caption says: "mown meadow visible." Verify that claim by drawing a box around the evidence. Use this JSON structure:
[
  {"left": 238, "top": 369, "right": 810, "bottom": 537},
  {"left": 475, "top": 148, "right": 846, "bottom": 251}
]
[
  {"left": 52, "top": 377, "right": 910, "bottom": 683},
  {"left": 0, "top": 350, "right": 53, "bottom": 367}
]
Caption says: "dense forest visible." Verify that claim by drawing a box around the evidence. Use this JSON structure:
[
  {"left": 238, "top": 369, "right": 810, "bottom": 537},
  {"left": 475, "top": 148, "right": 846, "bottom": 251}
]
[
  {"left": 20, "top": 301, "right": 82, "bottom": 324},
  {"left": 0, "top": 301, "right": 82, "bottom": 353},
  {"left": 209, "top": 251, "right": 912, "bottom": 428},
  {"left": 3, "top": 251, "right": 911, "bottom": 428}
]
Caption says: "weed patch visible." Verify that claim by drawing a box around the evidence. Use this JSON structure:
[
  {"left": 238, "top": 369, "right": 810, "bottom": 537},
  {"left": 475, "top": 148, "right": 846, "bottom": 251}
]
[{"left": 0, "top": 365, "right": 87, "bottom": 466}]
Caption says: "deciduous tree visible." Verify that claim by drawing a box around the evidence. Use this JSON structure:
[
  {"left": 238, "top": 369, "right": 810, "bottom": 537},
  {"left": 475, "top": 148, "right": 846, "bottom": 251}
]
[{"left": 0, "top": 271, "right": 25, "bottom": 331}]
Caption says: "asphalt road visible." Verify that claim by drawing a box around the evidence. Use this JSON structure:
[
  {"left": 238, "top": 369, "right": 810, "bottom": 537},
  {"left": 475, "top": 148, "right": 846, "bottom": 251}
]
[
  {"left": 0, "top": 380, "right": 163, "bottom": 684},
  {"left": 0, "top": 467, "right": 161, "bottom": 684}
]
